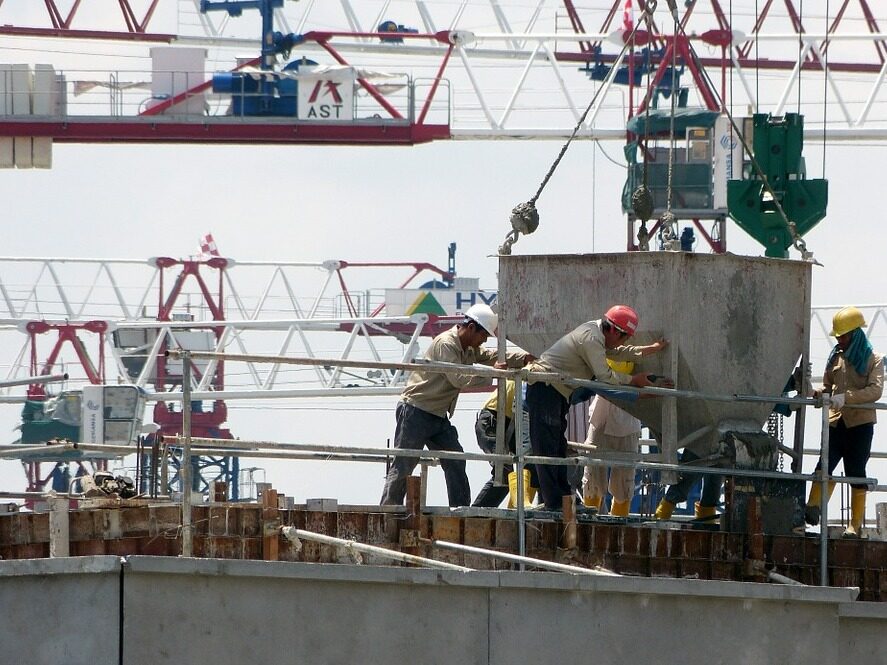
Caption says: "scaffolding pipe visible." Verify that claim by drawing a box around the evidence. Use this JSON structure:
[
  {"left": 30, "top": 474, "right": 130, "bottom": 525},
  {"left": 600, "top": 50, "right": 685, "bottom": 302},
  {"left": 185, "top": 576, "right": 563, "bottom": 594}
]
[
  {"left": 66, "top": 440, "right": 878, "bottom": 488},
  {"left": 0, "top": 373, "right": 68, "bottom": 389},
  {"left": 181, "top": 353, "right": 193, "bottom": 558},
  {"left": 281, "top": 527, "right": 473, "bottom": 572},
  {"left": 164, "top": 349, "right": 887, "bottom": 412},
  {"left": 819, "top": 395, "right": 831, "bottom": 587},
  {"left": 427, "top": 539, "right": 620, "bottom": 577}
]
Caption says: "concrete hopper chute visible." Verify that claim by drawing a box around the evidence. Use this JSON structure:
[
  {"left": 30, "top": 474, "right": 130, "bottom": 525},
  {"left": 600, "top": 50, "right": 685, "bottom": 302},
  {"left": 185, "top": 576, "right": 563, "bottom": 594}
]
[{"left": 499, "top": 252, "right": 811, "bottom": 464}]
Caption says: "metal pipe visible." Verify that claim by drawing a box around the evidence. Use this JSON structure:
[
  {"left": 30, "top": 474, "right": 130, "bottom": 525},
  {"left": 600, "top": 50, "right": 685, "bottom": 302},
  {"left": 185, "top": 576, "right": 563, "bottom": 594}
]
[
  {"left": 819, "top": 395, "right": 831, "bottom": 587},
  {"left": 514, "top": 374, "right": 526, "bottom": 565},
  {"left": 282, "top": 527, "right": 472, "bottom": 572},
  {"left": 0, "top": 444, "right": 72, "bottom": 459},
  {"left": 69, "top": 440, "right": 878, "bottom": 488},
  {"left": 427, "top": 539, "right": 620, "bottom": 577},
  {"left": 181, "top": 353, "right": 193, "bottom": 558},
  {"left": 0, "top": 373, "right": 67, "bottom": 389},
  {"left": 768, "top": 570, "right": 805, "bottom": 586},
  {"left": 165, "top": 349, "right": 887, "bottom": 412}
]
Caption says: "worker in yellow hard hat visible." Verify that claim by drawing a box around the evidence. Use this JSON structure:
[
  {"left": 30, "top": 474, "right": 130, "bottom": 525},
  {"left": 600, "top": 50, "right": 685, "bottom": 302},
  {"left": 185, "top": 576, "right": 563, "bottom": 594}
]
[
  {"left": 582, "top": 360, "right": 643, "bottom": 517},
  {"left": 471, "top": 379, "right": 539, "bottom": 509},
  {"left": 805, "top": 306, "right": 884, "bottom": 538}
]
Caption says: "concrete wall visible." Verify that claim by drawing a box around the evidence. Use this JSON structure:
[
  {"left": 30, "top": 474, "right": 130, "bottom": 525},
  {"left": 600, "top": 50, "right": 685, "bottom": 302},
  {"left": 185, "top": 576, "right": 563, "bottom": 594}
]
[
  {"left": 0, "top": 556, "right": 120, "bottom": 665},
  {"left": 3, "top": 555, "right": 879, "bottom": 664}
]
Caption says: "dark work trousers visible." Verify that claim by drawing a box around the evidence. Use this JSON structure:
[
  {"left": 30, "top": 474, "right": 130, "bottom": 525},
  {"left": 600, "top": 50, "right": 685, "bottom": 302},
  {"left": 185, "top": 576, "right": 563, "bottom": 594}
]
[
  {"left": 814, "top": 419, "right": 873, "bottom": 490},
  {"left": 471, "top": 410, "right": 540, "bottom": 508},
  {"left": 527, "top": 382, "right": 572, "bottom": 511},
  {"left": 380, "top": 402, "right": 471, "bottom": 507},
  {"left": 664, "top": 449, "right": 724, "bottom": 507}
]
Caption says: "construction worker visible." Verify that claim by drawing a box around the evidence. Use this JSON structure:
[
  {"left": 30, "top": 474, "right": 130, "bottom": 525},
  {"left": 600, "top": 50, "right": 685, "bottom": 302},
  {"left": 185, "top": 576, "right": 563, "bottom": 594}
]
[
  {"left": 527, "top": 305, "right": 671, "bottom": 512},
  {"left": 582, "top": 360, "right": 643, "bottom": 518},
  {"left": 471, "top": 379, "right": 539, "bottom": 508},
  {"left": 804, "top": 306, "right": 884, "bottom": 538},
  {"left": 380, "top": 304, "right": 534, "bottom": 507},
  {"left": 653, "top": 449, "right": 723, "bottom": 522}
]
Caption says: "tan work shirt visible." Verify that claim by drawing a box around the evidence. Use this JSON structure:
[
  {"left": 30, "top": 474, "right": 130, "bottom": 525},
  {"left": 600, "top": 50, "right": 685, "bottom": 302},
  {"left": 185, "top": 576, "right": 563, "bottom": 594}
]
[
  {"left": 528, "top": 319, "right": 643, "bottom": 399},
  {"left": 401, "top": 326, "right": 528, "bottom": 418},
  {"left": 823, "top": 349, "right": 884, "bottom": 427}
]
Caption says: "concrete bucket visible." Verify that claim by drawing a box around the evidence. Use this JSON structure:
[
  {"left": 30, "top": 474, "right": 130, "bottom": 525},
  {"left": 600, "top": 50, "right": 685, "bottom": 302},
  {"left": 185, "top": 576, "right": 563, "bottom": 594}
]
[{"left": 498, "top": 252, "right": 811, "bottom": 463}]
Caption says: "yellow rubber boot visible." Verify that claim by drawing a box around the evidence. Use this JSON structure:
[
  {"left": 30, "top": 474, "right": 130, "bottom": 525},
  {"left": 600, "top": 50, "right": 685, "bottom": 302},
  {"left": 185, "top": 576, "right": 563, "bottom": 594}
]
[
  {"left": 611, "top": 498, "right": 630, "bottom": 518},
  {"left": 694, "top": 502, "right": 717, "bottom": 520},
  {"left": 507, "top": 470, "right": 534, "bottom": 508},
  {"left": 843, "top": 488, "right": 867, "bottom": 539},
  {"left": 583, "top": 493, "right": 602, "bottom": 511},
  {"left": 655, "top": 498, "right": 675, "bottom": 520},
  {"left": 805, "top": 480, "right": 836, "bottom": 526}
]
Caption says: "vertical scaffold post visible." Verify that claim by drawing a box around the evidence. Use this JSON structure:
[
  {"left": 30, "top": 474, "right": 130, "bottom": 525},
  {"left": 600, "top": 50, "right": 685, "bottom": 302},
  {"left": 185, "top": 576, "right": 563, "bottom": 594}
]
[
  {"left": 819, "top": 394, "right": 831, "bottom": 586},
  {"left": 182, "top": 352, "right": 193, "bottom": 558}
]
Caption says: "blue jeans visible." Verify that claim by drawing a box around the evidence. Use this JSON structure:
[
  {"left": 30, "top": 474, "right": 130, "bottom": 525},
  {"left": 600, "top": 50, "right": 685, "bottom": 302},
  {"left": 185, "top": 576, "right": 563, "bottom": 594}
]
[
  {"left": 380, "top": 402, "right": 471, "bottom": 507},
  {"left": 664, "top": 449, "right": 723, "bottom": 508}
]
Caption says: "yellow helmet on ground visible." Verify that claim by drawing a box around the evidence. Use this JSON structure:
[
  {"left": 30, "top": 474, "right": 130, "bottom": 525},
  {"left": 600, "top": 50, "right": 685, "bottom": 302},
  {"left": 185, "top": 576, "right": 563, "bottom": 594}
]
[
  {"left": 830, "top": 306, "right": 866, "bottom": 337},
  {"left": 607, "top": 359, "right": 635, "bottom": 374}
]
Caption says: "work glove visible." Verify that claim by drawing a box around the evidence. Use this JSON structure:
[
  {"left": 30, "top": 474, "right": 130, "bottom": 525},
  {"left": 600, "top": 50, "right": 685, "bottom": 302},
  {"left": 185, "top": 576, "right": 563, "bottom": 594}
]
[{"left": 830, "top": 393, "right": 846, "bottom": 410}]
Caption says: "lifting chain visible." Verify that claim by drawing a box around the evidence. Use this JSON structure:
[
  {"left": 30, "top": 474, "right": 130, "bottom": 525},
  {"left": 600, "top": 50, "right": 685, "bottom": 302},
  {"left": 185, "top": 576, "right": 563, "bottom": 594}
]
[
  {"left": 637, "top": 220, "right": 650, "bottom": 251},
  {"left": 500, "top": 1, "right": 657, "bottom": 255},
  {"left": 658, "top": 210, "right": 680, "bottom": 251},
  {"left": 630, "top": 0, "right": 657, "bottom": 232}
]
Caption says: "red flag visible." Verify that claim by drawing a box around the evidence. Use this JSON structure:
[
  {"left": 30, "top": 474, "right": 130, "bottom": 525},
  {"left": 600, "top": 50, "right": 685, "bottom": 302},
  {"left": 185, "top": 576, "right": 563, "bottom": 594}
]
[
  {"left": 622, "top": 0, "right": 634, "bottom": 33},
  {"left": 199, "top": 233, "right": 220, "bottom": 258}
]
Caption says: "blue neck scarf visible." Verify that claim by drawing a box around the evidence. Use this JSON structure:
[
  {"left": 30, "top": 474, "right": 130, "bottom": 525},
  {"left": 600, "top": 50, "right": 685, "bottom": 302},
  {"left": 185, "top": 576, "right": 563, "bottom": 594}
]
[{"left": 827, "top": 328, "right": 873, "bottom": 376}]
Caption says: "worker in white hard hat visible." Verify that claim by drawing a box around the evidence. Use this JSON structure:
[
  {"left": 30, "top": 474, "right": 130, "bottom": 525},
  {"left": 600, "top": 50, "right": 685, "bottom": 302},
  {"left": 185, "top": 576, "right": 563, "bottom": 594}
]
[
  {"left": 380, "top": 303, "right": 535, "bottom": 507},
  {"left": 582, "top": 360, "right": 644, "bottom": 518},
  {"left": 526, "top": 305, "right": 671, "bottom": 512},
  {"left": 804, "top": 306, "right": 884, "bottom": 538}
]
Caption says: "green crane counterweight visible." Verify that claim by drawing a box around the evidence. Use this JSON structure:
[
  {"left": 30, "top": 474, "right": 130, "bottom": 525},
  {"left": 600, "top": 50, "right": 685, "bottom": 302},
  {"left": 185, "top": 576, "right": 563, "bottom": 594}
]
[{"left": 727, "top": 113, "right": 828, "bottom": 258}]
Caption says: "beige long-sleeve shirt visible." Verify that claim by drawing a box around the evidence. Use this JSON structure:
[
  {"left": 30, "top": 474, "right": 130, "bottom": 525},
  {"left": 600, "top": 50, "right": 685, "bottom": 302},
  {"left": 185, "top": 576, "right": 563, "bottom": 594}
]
[
  {"left": 528, "top": 319, "right": 643, "bottom": 399},
  {"left": 401, "top": 326, "right": 529, "bottom": 418},
  {"left": 823, "top": 349, "right": 884, "bottom": 427}
]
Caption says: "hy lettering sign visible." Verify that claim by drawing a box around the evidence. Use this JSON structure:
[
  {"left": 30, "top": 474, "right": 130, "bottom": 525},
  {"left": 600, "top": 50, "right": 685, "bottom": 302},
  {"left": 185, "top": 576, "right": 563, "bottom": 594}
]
[{"left": 385, "top": 289, "right": 497, "bottom": 317}]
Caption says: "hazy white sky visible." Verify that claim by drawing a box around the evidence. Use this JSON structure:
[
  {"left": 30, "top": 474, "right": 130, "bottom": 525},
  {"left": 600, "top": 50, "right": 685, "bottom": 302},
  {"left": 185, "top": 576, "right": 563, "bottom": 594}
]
[{"left": 0, "top": 1, "right": 885, "bottom": 510}]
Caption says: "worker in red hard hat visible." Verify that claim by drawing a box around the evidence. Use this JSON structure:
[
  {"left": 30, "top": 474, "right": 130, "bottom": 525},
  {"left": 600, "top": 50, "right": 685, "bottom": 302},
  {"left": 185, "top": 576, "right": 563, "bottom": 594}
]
[
  {"left": 380, "top": 304, "right": 535, "bottom": 508},
  {"left": 526, "top": 305, "right": 672, "bottom": 512}
]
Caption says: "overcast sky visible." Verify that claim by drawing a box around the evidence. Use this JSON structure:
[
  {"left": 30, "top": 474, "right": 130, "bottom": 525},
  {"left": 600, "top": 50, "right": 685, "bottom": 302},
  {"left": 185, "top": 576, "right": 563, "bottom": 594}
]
[{"left": 0, "top": 1, "right": 885, "bottom": 512}]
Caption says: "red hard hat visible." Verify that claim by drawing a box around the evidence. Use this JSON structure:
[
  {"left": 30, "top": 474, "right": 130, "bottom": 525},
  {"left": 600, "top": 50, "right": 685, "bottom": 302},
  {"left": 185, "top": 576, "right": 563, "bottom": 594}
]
[{"left": 604, "top": 305, "right": 639, "bottom": 336}]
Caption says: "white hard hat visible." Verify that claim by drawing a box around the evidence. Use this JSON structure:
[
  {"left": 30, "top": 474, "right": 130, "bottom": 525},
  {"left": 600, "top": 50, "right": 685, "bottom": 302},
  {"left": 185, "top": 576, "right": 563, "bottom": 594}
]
[{"left": 463, "top": 304, "right": 498, "bottom": 335}]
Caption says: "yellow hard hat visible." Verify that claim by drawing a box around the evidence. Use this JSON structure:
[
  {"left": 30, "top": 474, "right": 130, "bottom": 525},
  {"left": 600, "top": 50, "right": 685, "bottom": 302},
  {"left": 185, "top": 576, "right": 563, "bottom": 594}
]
[
  {"left": 830, "top": 306, "right": 866, "bottom": 337},
  {"left": 607, "top": 359, "right": 635, "bottom": 374}
]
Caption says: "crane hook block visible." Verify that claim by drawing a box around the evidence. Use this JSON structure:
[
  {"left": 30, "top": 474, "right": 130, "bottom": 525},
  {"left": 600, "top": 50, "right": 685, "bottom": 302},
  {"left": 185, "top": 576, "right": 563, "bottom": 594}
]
[
  {"left": 727, "top": 113, "right": 828, "bottom": 258},
  {"left": 510, "top": 201, "right": 539, "bottom": 235}
]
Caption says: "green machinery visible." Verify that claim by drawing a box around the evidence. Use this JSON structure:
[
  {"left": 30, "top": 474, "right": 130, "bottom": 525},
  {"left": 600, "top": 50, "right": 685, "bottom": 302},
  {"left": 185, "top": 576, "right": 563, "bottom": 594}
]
[{"left": 727, "top": 113, "right": 828, "bottom": 258}]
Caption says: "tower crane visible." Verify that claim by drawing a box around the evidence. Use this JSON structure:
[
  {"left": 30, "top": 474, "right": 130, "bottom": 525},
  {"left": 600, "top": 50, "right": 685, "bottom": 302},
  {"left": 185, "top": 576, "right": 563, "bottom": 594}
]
[{"left": 0, "top": 0, "right": 886, "bottom": 501}]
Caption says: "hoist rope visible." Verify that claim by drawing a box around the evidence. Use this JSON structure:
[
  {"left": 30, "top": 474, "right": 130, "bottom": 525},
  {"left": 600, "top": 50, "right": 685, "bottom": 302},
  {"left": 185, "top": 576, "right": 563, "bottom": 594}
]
[
  {"left": 822, "top": 0, "right": 829, "bottom": 177},
  {"left": 499, "top": 0, "right": 660, "bottom": 256},
  {"left": 660, "top": 0, "right": 681, "bottom": 249}
]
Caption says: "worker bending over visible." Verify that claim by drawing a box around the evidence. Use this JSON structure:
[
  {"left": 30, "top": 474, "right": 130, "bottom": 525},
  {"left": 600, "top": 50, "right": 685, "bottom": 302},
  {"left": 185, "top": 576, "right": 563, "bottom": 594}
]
[
  {"left": 527, "top": 305, "right": 671, "bottom": 512},
  {"left": 805, "top": 306, "right": 884, "bottom": 538},
  {"left": 471, "top": 379, "right": 539, "bottom": 508},
  {"left": 582, "top": 360, "right": 643, "bottom": 518},
  {"left": 380, "top": 304, "right": 533, "bottom": 508}
]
